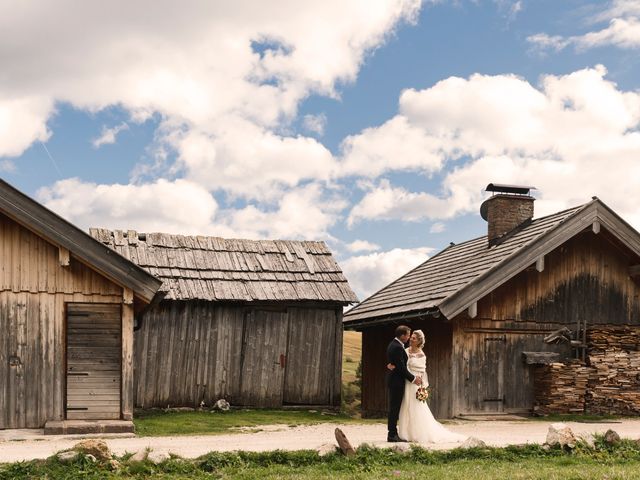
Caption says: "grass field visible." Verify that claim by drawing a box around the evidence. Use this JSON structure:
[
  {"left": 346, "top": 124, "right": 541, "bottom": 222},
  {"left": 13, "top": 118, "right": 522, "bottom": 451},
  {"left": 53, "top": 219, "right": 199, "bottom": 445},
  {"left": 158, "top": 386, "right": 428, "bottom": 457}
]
[
  {"left": 342, "top": 330, "right": 361, "bottom": 383},
  {"left": 3, "top": 439, "right": 640, "bottom": 479}
]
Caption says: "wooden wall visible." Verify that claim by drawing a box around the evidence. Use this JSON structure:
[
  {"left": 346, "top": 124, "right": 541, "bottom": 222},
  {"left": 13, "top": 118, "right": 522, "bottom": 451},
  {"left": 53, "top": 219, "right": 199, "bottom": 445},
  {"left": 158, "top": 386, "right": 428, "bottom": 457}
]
[
  {"left": 134, "top": 301, "right": 343, "bottom": 408},
  {"left": 0, "top": 213, "right": 123, "bottom": 429},
  {"left": 450, "top": 230, "right": 640, "bottom": 416},
  {"left": 360, "top": 319, "right": 452, "bottom": 419}
]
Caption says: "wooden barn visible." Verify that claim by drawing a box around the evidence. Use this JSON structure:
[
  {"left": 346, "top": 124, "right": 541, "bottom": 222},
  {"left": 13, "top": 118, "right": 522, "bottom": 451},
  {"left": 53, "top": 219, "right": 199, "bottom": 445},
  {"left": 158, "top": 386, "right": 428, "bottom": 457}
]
[
  {"left": 0, "top": 180, "right": 162, "bottom": 431},
  {"left": 89, "top": 229, "right": 358, "bottom": 409},
  {"left": 344, "top": 184, "right": 640, "bottom": 418}
]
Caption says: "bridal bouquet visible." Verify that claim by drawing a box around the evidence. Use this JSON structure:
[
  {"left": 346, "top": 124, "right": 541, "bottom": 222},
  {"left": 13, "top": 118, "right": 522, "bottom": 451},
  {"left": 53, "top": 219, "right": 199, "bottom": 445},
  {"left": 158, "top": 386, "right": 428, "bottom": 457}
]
[{"left": 416, "top": 385, "right": 431, "bottom": 403}]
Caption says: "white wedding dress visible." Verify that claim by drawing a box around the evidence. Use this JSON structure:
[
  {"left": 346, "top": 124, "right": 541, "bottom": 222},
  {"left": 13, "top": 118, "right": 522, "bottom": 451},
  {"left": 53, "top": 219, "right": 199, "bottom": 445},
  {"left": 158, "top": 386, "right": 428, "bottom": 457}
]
[{"left": 397, "top": 350, "right": 467, "bottom": 444}]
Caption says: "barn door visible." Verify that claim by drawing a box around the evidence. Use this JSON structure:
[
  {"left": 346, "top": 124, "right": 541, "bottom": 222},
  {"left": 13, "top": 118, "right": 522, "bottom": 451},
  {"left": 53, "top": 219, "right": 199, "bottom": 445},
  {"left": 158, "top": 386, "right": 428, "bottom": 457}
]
[
  {"left": 238, "top": 309, "right": 289, "bottom": 407},
  {"left": 283, "top": 308, "right": 336, "bottom": 405},
  {"left": 482, "top": 335, "right": 505, "bottom": 412},
  {"left": 66, "top": 304, "right": 121, "bottom": 420}
]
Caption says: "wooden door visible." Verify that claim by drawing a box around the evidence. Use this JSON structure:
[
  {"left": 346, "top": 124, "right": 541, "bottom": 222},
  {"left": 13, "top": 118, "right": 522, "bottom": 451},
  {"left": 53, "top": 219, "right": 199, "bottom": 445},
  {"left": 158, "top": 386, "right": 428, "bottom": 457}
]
[
  {"left": 481, "top": 335, "right": 505, "bottom": 412},
  {"left": 238, "top": 309, "right": 289, "bottom": 407},
  {"left": 283, "top": 308, "right": 336, "bottom": 405},
  {"left": 66, "top": 304, "right": 121, "bottom": 420}
]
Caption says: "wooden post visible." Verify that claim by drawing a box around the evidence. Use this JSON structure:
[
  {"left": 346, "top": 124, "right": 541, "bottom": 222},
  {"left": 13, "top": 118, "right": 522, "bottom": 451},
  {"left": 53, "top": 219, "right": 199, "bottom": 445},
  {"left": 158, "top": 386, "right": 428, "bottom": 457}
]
[
  {"left": 58, "top": 247, "right": 70, "bottom": 267},
  {"left": 123, "top": 287, "right": 134, "bottom": 305},
  {"left": 121, "top": 303, "right": 134, "bottom": 421}
]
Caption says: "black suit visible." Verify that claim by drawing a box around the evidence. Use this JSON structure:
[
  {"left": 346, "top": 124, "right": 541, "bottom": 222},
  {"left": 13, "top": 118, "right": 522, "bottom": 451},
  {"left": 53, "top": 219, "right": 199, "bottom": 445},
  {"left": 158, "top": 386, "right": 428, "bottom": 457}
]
[{"left": 386, "top": 338, "right": 415, "bottom": 438}]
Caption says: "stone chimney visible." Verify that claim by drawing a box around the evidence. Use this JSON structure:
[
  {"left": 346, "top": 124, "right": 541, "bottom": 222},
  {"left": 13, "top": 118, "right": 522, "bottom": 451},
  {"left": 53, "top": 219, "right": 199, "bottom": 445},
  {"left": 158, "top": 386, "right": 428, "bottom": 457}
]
[{"left": 480, "top": 184, "right": 535, "bottom": 246}]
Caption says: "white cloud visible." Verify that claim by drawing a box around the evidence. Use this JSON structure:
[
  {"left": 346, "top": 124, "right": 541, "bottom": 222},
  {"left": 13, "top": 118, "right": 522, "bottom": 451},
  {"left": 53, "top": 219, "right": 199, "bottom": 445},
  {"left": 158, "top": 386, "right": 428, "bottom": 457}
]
[
  {"left": 302, "top": 113, "right": 327, "bottom": 136},
  {"left": 0, "top": 96, "right": 53, "bottom": 157},
  {"left": 92, "top": 122, "right": 129, "bottom": 148},
  {"left": 430, "top": 222, "right": 446, "bottom": 233},
  {"left": 341, "top": 247, "right": 432, "bottom": 300},
  {"left": 0, "top": 0, "right": 420, "bottom": 201},
  {"left": 341, "top": 66, "right": 640, "bottom": 228},
  {"left": 345, "top": 239, "right": 381, "bottom": 253},
  {"left": 528, "top": 1, "right": 640, "bottom": 52}
]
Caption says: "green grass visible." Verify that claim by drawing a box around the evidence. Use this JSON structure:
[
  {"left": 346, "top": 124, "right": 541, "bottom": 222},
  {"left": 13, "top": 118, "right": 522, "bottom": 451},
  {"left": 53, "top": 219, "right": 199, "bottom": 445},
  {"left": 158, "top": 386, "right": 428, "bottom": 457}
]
[
  {"left": 134, "top": 409, "right": 375, "bottom": 437},
  {"left": 3, "top": 438, "right": 640, "bottom": 479}
]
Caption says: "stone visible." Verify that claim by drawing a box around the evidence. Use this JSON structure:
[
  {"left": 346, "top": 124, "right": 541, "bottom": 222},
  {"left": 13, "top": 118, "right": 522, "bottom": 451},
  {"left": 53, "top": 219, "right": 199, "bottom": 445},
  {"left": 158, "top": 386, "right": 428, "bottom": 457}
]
[
  {"left": 316, "top": 443, "right": 338, "bottom": 456},
  {"left": 461, "top": 437, "right": 487, "bottom": 449},
  {"left": 214, "top": 399, "right": 230, "bottom": 411},
  {"left": 579, "top": 433, "right": 596, "bottom": 449},
  {"left": 107, "top": 459, "right": 121, "bottom": 471},
  {"left": 73, "top": 439, "right": 112, "bottom": 462},
  {"left": 546, "top": 423, "right": 576, "bottom": 448},
  {"left": 604, "top": 429, "right": 621, "bottom": 445},
  {"left": 85, "top": 454, "right": 97, "bottom": 463},
  {"left": 147, "top": 450, "right": 170, "bottom": 464},
  {"left": 128, "top": 449, "right": 149, "bottom": 462},
  {"left": 56, "top": 450, "right": 79, "bottom": 463}
]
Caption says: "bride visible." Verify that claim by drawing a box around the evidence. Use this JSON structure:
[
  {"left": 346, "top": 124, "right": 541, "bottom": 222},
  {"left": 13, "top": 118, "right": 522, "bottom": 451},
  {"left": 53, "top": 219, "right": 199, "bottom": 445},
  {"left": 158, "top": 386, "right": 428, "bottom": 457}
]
[{"left": 397, "top": 329, "right": 467, "bottom": 444}]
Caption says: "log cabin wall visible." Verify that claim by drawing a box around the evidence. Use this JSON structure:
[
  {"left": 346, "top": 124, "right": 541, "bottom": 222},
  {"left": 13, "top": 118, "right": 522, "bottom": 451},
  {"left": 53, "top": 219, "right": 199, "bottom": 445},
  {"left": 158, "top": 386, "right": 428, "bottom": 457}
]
[
  {"left": 450, "top": 230, "right": 640, "bottom": 416},
  {"left": 360, "top": 319, "right": 452, "bottom": 419},
  {"left": 134, "top": 301, "right": 343, "bottom": 408},
  {"left": 0, "top": 213, "right": 123, "bottom": 429}
]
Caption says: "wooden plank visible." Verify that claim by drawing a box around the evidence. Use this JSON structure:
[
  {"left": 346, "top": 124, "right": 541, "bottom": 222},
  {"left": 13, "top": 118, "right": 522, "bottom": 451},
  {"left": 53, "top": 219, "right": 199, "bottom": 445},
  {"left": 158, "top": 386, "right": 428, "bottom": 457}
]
[{"left": 58, "top": 246, "right": 70, "bottom": 267}]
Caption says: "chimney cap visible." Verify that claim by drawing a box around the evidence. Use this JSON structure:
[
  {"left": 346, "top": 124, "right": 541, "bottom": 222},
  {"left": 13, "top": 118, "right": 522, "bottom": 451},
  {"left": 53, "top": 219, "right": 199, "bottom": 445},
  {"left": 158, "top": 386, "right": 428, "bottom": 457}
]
[{"left": 486, "top": 183, "right": 536, "bottom": 195}]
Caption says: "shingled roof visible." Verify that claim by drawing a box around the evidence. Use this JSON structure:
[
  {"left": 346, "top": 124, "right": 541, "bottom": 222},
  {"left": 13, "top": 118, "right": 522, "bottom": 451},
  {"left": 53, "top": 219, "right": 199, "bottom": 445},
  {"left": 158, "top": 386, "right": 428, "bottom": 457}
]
[
  {"left": 344, "top": 197, "right": 640, "bottom": 326},
  {"left": 89, "top": 229, "right": 358, "bottom": 304}
]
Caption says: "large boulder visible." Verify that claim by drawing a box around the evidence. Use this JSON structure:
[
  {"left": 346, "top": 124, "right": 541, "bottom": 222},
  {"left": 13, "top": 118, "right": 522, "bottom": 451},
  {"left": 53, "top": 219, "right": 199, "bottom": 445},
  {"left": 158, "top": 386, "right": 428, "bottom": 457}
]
[
  {"left": 73, "top": 439, "right": 112, "bottom": 462},
  {"left": 56, "top": 450, "right": 79, "bottom": 463},
  {"left": 604, "top": 429, "right": 621, "bottom": 446},
  {"left": 461, "top": 437, "right": 486, "bottom": 449},
  {"left": 546, "top": 423, "right": 576, "bottom": 448}
]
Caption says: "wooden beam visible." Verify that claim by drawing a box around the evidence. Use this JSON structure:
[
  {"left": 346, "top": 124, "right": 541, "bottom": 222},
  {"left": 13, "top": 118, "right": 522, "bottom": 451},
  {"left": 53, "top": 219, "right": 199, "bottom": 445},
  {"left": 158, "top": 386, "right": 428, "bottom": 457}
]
[
  {"left": 58, "top": 246, "right": 70, "bottom": 267},
  {"left": 121, "top": 304, "right": 134, "bottom": 421},
  {"left": 123, "top": 287, "right": 134, "bottom": 305},
  {"left": 535, "top": 256, "right": 545, "bottom": 273},
  {"left": 629, "top": 265, "right": 640, "bottom": 277},
  {"left": 592, "top": 220, "right": 601, "bottom": 234},
  {"left": 468, "top": 302, "right": 477, "bottom": 319}
]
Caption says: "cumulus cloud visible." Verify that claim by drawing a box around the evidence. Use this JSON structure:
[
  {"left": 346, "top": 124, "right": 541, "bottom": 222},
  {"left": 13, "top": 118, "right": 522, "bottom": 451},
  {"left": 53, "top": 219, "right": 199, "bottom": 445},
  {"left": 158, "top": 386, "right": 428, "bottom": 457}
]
[
  {"left": 345, "top": 239, "right": 381, "bottom": 253},
  {"left": 528, "top": 1, "right": 640, "bottom": 52},
  {"left": 430, "top": 222, "right": 446, "bottom": 233},
  {"left": 341, "top": 66, "right": 640, "bottom": 228},
  {"left": 92, "top": 122, "right": 129, "bottom": 148},
  {"left": 302, "top": 113, "right": 327, "bottom": 136},
  {"left": 0, "top": 96, "right": 53, "bottom": 157},
  {"left": 341, "top": 247, "right": 432, "bottom": 300}
]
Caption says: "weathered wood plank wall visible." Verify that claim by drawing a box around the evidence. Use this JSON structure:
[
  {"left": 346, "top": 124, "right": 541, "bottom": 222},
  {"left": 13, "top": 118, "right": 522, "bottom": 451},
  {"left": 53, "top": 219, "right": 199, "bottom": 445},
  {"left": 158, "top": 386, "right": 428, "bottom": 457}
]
[
  {"left": 134, "top": 301, "right": 342, "bottom": 408},
  {"left": 450, "top": 231, "right": 640, "bottom": 416},
  {"left": 0, "top": 213, "right": 123, "bottom": 429}
]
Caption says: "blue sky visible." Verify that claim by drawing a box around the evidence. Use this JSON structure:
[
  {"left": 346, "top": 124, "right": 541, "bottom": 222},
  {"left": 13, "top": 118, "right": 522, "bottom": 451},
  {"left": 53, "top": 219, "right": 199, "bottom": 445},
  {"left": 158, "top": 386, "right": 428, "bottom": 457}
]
[{"left": 2, "top": 1, "right": 640, "bottom": 299}]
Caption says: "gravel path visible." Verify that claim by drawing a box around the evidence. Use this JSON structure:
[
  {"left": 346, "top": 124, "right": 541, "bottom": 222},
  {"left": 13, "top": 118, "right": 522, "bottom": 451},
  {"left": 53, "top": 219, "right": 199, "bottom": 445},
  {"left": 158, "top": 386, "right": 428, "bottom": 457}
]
[{"left": 1, "top": 419, "right": 639, "bottom": 463}]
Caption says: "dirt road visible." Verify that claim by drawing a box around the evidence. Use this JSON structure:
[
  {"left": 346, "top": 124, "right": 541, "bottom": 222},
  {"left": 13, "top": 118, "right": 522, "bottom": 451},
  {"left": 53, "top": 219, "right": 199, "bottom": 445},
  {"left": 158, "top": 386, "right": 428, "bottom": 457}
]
[{"left": 1, "top": 419, "right": 639, "bottom": 463}]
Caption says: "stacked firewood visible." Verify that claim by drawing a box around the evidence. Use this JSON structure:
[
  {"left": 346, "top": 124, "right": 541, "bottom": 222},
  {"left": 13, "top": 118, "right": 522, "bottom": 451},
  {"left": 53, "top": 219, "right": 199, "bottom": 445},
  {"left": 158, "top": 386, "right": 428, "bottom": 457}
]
[
  {"left": 533, "top": 360, "right": 591, "bottom": 415},
  {"left": 585, "top": 327, "right": 640, "bottom": 415}
]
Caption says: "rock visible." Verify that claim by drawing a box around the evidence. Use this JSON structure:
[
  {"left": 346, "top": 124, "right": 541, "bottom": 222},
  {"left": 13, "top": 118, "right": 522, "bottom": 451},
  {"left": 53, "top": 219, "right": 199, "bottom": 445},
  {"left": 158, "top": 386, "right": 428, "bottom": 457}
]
[
  {"left": 213, "top": 399, "right": 230, "bottom": 411},
  {"left": 85, "top": 454, "right": 97, "bottom": 463},
  {"left": 73, "top": 439, "right": 112, "bottom": 462},
  {"left": 389, "top": 442, "right": 411, "bottom": 453},
  {"left": 546, "top": 423, "right": 576, "bottom": 448},
  {"left": 56, "top": 450, "right": 79, "bottom": 463},
  {"left": 579, "top": 433, "right": 596, "bottom": 449},
  {"left": 107, "top": 459, "right": 121, "bottom": 471},
  {"left": 461, "top": 437, "right": 486, "bottom": 448},
  {"left": 604, "top": 429, "right": 621, "bottom": 445},
  {"left": 128, "top": 449, "right": 148, "bottom": 462},
  {"left": 316, "top": 443, "right": 338, "bottom": 456},
  {"left": 147, "top": 450, "right": 170, "bottom": 464}
]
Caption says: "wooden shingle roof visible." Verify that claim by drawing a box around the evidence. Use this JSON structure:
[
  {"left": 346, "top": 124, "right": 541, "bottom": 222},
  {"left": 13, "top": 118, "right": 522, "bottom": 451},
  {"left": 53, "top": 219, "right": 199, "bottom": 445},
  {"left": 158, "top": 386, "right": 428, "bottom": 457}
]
[
  {"left": 89, "top": 229, "right": 358, "bottom": 304},
  {"left": 345, "top": 197, "right": 640, "bottom": 326}
]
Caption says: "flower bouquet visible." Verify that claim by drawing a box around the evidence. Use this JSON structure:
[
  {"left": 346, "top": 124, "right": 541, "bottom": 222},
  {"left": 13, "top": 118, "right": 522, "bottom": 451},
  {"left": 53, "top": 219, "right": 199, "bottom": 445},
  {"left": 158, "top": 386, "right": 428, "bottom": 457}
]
[{"left": 416, "top": 385, "right": 431, "bottom": 404}]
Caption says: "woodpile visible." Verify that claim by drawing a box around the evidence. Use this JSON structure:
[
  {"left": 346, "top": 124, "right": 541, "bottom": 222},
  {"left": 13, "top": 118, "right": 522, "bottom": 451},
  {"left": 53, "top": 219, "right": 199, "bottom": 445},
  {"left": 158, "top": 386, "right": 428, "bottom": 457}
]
[
  {"left": 533, "top": 360, "right": 591, "bottom": 415},
  {"left": 585, "top": 327, "right": 640, "bottom": 415},
  {"left": 534, "top": 326, "right": 640, "bottom": 416}
]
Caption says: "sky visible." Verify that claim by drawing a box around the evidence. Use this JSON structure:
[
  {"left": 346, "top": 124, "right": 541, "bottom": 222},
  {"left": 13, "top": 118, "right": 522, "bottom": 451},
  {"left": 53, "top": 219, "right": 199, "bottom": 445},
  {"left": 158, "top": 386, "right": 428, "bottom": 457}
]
[{"left": 2, "top": 0, "right": 640, "bottom": 301}]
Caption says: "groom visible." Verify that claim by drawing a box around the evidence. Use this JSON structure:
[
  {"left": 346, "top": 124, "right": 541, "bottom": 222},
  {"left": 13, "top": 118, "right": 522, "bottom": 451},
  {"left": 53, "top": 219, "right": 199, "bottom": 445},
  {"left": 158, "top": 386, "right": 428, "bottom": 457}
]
[{"left": 386, "top": 325, "right": 422, "bottom": 442}]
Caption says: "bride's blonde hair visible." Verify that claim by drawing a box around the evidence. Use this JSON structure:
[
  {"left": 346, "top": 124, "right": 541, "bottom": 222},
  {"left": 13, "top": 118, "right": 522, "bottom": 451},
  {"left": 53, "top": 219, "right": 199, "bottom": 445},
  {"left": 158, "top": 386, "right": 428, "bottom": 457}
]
[{"left": 413, "top": 329, "right": 425, "bottom": 349}]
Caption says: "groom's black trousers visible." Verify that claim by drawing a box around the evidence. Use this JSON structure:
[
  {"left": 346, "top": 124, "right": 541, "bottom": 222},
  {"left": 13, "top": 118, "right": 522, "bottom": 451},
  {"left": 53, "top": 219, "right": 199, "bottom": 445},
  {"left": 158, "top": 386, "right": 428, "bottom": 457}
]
[{"left": 387, "top": 384, "right": 404, "bottom": 436}]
